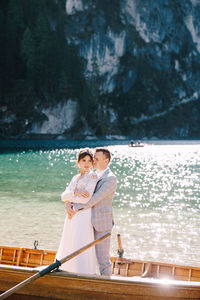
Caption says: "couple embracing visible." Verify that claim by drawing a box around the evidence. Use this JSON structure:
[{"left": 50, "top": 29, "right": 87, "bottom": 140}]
[{"left": 56, "top": 148, "right": 117, "bottom": 276}]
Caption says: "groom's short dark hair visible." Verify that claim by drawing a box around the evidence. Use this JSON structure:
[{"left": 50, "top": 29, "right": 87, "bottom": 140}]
[{"left": 95, "top": 148, "right": 111, "bottom": 162}]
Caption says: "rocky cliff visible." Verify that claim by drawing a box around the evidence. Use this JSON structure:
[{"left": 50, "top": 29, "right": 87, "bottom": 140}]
[{"left": 1, "top": 0, "right": 200, "bottom": 139}]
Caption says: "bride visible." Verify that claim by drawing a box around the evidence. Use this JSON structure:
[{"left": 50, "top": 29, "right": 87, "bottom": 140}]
[{"left": 56, "top": 149, "right": 98, "bottom": 274}]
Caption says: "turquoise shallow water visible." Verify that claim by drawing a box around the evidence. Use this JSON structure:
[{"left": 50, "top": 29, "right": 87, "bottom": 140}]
[{"left": 0, "top": 140, "right": 200, "bottom": 266}]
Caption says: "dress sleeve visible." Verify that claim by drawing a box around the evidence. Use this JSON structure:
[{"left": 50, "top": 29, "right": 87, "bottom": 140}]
[
  {"left": 61, "top": 175, "right": 77, "bottom": 202},
  {"left": 73, "top": 173, "right": 98, "bottom": 203}
]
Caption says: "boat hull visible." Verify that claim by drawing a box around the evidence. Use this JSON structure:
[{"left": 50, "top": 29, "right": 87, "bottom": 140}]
[{"left": 1, "top": 265, "right": 200, "bottom": 300}]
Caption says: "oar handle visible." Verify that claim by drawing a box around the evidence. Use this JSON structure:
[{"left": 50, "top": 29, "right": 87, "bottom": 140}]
[
  {"left": 0, "top": 233, "right": 111, "bottom": 300},
  {"left": 117, "top": 234, "right": 124, "bottom": 258}
]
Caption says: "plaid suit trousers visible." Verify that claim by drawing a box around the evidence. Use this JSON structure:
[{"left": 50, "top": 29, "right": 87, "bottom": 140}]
[{"left": 94, "top": 228, "right": 112, "bottom": 276}]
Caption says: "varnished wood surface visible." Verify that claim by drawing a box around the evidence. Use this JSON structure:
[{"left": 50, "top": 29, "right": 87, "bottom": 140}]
[
  {"left": 1, "top": 245, "right": 200, "bottom": 299},
  {"left": 1, "top": 265, "right": 200, "bottom": 300},
  {"left": 1, "top": 245, "right": 200, "bottom": 282}
]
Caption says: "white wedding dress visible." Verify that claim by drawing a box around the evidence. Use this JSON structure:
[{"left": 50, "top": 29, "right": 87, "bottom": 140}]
[{"left": 56, "top": 171, "right": 98, "bottom": 274}]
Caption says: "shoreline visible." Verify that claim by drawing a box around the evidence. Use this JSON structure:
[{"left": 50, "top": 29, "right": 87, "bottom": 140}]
[
  {"left": 0, "top": 137, "right": 200, "bottom": 151},
  {"left": 1, "top": 133, "right": 200, "bottom": 141}
]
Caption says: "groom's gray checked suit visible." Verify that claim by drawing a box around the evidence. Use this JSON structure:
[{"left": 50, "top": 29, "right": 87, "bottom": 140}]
[{"left": 73, "top": 168, "right": 117, "bottom": 276}]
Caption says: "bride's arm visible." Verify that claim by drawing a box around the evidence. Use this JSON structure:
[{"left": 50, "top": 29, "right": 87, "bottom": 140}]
[
  {"left": 72, "top": 173, "right": 98, "bottom": 202},
  {"left": 74, "top": 188, "right": 90, "bottom": 198},
  {"left": 66, "top": 173, "right": 98, "bottom": 217},
  {"left": 61, "top": 175, "right": 77, "bottom": 203}
]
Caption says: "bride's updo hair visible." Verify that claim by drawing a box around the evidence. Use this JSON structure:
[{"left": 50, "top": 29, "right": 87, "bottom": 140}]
[{"left": 77, "top": 149, "right": 94, "bottom": 163}]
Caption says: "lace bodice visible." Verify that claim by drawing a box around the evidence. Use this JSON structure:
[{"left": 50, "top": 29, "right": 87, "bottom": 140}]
[{"left": 61, "top": 171, "right": 98, "bottom": 204}]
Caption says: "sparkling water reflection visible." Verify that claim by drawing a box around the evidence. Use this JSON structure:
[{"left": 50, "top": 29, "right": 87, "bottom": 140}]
[{"left": 0, "top": 141, "right": 200, "bottom": 266}]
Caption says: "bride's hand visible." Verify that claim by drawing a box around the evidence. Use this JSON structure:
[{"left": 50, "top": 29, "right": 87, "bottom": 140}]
[
  {"left": 66, "top": 202, "right": 75, "bottom": 219},
  {"left": 74, "top": 188, "right": 90, "bottom": 198}
]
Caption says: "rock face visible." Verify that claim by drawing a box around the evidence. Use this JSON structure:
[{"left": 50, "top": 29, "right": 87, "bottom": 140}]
[
  {"left": 29, "top": 100, "right": 78, "bottom": 135},
  {"left": 62, "top": 0, "right": 200, "bottom": 138},
  {"left": 1, "top": 0, "right": 200, "bottom": 139}
]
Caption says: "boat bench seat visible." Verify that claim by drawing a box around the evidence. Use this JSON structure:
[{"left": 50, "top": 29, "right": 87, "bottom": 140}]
[
  {"left": 0, "top": 246, "right": 56, "bottom": 267},
  {"left": 2, "top": 246, "right": 200, "bottom": 282}
]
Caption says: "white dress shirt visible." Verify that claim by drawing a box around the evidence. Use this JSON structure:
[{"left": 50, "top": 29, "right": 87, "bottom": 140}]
[{"left": 97, "top": 167, "right": 109, "bottom": 180}]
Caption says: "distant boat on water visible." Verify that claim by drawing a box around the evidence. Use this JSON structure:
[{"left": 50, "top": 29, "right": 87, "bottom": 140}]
[{"left": 129, "top": 140, "right": 145, "bottom": 147}]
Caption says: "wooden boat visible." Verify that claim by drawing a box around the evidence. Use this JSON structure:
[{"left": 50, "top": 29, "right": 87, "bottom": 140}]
[
  {"left": 1, "top": 245, "right": 200, "bottom": 299},
  {"left": 129, "top": 141, "right": 145, "bottom": 147},
  {"left": 129, "top": 143, "right": 145, "bottom": 147}
]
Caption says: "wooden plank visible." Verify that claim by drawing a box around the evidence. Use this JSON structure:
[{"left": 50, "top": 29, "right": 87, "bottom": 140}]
[
  {"left": 16, "top": 248, "right": 23, "bottom": 266},
  {"left": 159, "top": 265, "right": 173, "bottom": 279},
  {"left": 1, "top": 267, "right": 200, "bottom": 300},
  {"left": 0, "top": 247, "right": 21, "bottom": 266},
  {"left": 191, "top": 269, "right": 200, "bottom": 279},
  {"left": 1, "top": 245, "right": 200, "bottom": 286},
  {"left": 0, "top": 248, "right": 3, "bottom": 261}
]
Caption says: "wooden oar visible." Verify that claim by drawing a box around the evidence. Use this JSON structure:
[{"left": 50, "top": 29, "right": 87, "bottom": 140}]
[
  {"left": 0, "top": 233, "right": 110, "bottom": 300},
  {"left": 117, "top": 234, "right": 124, "bottom": 258}
]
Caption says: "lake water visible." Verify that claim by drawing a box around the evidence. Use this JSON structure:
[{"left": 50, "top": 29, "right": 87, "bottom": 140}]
[{"left": 0, "top": 140, "right": 200, "bottom": 267}]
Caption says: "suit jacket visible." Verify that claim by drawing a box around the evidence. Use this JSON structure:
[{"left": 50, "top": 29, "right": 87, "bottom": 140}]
[{"left": 74, "top": 168, "right": 117, "bottom": 232}]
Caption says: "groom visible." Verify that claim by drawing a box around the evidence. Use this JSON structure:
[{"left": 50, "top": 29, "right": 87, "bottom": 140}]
[{"left": 66, "top": 148, "right": 117, "bottom": 276}]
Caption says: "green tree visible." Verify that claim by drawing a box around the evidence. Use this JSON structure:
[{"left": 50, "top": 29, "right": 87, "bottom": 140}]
[
  {"left": 34, "top": 12, "right": 48, "bottom": 90},
  {"left": 5, "top": 0, "right": 25, "bottom": 86},
  {"left": 0, "top": 9, "right": 4, "bottom": 98},
  {"left": 86, "top": 56, "right": 108, "bottom": 135},
  {"left": 21, "top": 27, "right": 35, "bottom": 88}
]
